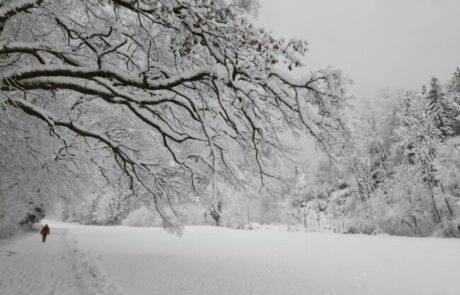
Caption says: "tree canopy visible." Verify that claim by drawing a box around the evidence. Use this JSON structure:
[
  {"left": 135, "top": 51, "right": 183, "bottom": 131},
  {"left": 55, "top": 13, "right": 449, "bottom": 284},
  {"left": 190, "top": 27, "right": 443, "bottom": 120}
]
[{"left": 0, "top": 0, "right": 348, "bottom": 228}]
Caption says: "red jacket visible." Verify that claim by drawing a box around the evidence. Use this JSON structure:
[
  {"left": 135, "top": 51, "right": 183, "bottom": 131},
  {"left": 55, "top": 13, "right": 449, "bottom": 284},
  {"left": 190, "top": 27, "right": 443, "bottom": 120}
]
[{"left": 40, "top": 225, "right": 50, "bottom": 236}]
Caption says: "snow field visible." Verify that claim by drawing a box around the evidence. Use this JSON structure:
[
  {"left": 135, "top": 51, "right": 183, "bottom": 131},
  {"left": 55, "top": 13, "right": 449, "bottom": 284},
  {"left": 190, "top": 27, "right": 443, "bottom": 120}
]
[
  {"left": 1, "top": 222, "right": 460, "bottom": 295},
  {"left": 65, "top": 224, "right": 460, "bottom": 295}
]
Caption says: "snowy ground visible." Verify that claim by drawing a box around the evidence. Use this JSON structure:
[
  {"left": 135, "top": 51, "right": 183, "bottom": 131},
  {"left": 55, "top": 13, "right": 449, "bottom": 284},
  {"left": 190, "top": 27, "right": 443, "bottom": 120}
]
[
  {"left": 1, "top": 222, "right": 460, "bottom": 295},
  {"left": 0, "top": 223, "right": 121, "bottom": 295}
]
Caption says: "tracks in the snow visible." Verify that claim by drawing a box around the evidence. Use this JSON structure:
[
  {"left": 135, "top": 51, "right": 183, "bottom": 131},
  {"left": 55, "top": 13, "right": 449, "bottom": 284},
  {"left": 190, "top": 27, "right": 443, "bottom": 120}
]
[{"left": 0, "top": 229, "right": 122, "bottom": 295}]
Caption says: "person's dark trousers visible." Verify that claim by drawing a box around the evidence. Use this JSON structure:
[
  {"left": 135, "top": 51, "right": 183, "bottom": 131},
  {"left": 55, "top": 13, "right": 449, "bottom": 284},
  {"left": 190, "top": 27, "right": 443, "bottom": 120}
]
[{"left": 42, "top": 235, "right": 46, "bottom": 242}]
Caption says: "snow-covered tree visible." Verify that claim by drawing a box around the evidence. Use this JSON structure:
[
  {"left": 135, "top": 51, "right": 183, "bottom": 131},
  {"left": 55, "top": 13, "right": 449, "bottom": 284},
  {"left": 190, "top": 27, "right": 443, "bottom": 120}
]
[
  {"left": 447, "top": 68, "right": 460, "bottom": 103},
  {"left": 394, "top": 92, "right": 447, "bottom": 226},
  {"left": 318, "top": 82, "right": 460, "bottom": 236},
  {"left": 0, "top": 105, "right": 89, "bottom": 233},
  {"left": 445, "top": 68, "right": 460, "bottom": 135},
  {"left": 425, "top": 77, "right": 456, "bottom": 139},
  {"left": 434, "top": 137, "right": 460, "bottom": 236},
  {"left": 0, "top": 0, "right": 348, "bottom": 228}
]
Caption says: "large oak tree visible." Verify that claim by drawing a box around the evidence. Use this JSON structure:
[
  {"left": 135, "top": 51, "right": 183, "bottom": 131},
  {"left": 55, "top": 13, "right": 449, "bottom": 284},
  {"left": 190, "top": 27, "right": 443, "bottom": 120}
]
[{"left": 0, "top": 0, "right": 348, "bottom": 228}]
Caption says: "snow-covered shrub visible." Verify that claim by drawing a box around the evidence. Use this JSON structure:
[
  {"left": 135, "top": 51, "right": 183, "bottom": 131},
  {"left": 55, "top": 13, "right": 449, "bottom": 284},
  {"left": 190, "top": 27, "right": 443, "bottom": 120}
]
[
  {"left": 432, "top": 217, "right": 460, "bottom": 238},
  {"left": 243, "top": 222, "right": 261, "bottom": 230},
  {"left": 451, "top": 217, "right": 460, "bottom": 237},
  {"left": 0, "top": 214, "right": 21, "bottom": 239},
  {"left": 179, "top": 203, "right": 208, "bottom": 226},
  {"left": 0, "top": 200, "right": 45, "bottom": 239},
  {"left": 122, "top": 207, "right": 161, "bottom": 227},
  {"left": 19, "top": 206, "right": 45, "bottom": 229},
  {"left": 88, "top": 187, "right": 132, "bottom": 225},
  {"left": 343, "top": 223, "right": 376, "bottom": 235},
  {"left": 328, "top": 187, "right": 377, "bottom": 234},
  {"left": 342, "top": 207, "right": 379, "bottom": 235}
]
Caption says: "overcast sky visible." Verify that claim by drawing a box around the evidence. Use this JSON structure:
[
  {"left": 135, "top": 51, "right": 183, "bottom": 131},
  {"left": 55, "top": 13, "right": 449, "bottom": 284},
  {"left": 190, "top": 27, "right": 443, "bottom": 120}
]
[{"left": 257, "top": 0, "right": 460, "bottom": 100}]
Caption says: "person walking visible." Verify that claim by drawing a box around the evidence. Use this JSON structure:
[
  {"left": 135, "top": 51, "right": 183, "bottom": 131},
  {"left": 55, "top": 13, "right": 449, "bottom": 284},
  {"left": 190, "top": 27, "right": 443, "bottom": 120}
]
[{"left": 40, "top": 224, "right": 50, "bottom": 243}]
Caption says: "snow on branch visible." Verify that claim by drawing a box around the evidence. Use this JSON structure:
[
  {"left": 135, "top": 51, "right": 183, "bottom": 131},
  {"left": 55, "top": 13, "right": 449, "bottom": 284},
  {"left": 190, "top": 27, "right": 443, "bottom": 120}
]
[
  {"left": 0, "top": 0, "right": 349, "bottom": 227},
  {"left": 2, "top": 64, "right": 214, "bottom": 91}
]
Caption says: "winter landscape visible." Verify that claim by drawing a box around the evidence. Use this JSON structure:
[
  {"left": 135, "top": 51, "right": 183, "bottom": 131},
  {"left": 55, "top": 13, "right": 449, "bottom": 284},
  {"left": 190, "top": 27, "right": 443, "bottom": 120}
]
[{"left": 1, "top": 0, "right": 460, "bottom": 294}]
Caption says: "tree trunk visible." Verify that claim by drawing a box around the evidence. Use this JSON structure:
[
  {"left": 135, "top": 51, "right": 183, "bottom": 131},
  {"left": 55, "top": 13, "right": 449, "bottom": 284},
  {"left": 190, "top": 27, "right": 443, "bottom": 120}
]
[
  {"left": 303, "top": 209, "right": 307, "bottom": 231},
  {"left": 440, "top": 183, "right": 454, "bottom": 217},
  {"left": 427, "top": 183, "right": 442, "bottom": 223}
]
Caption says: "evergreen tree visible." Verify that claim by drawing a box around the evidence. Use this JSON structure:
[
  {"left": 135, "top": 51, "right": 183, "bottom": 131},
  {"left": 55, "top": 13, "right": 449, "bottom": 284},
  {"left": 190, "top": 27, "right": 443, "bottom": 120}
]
[
  {"left": 426, "top": 77, "right": 454, "bottom": 139},
  {"left": 446, "top": 68, "right": 460, "bottom": 135},
  {"left": 447, "top": 67, "right": 460, "bottom": 101}
]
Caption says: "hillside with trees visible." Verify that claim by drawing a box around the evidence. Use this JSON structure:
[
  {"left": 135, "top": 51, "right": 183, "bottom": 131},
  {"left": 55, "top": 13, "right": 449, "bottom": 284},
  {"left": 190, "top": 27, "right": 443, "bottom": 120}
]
[{"left": 1, "top": 0, "right": 459, "bottom": 238}]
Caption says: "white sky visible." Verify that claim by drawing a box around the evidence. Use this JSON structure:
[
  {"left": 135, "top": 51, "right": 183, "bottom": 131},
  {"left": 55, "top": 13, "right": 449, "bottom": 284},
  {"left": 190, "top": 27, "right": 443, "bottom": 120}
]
[{"left": 257, "top": 0, "right": 460, "bottom": 100}]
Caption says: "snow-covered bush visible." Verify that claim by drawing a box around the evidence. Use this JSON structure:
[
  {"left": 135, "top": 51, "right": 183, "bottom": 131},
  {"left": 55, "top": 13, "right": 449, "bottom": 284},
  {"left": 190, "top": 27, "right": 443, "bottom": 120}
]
[
  {"left": 122, "top": 207, "right": 161, "bottom": 227},
  {"left": 92, "top": 191, "right": 129, "bottom": 225},
  {"left": 0, "top": 214, "right": 21, "bottom": 239},
  {"left": 19, "top": 206, "right": 45, "bottom": 229},
  {"left": 243, "top": 222, "right": 261, "bottom": 230},
  {"left": 0, "top": 201, "right": 44, "bottom": 238}
]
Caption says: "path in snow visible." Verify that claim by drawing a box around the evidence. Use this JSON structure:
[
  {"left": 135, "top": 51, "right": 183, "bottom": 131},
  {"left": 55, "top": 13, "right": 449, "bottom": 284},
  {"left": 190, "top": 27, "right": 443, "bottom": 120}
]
[
  {"left": 0, "top": 229, "right": 84, "bottom": 295},
  {"left": 0, "top": 225, "right": 123, "bottom": 295}
]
